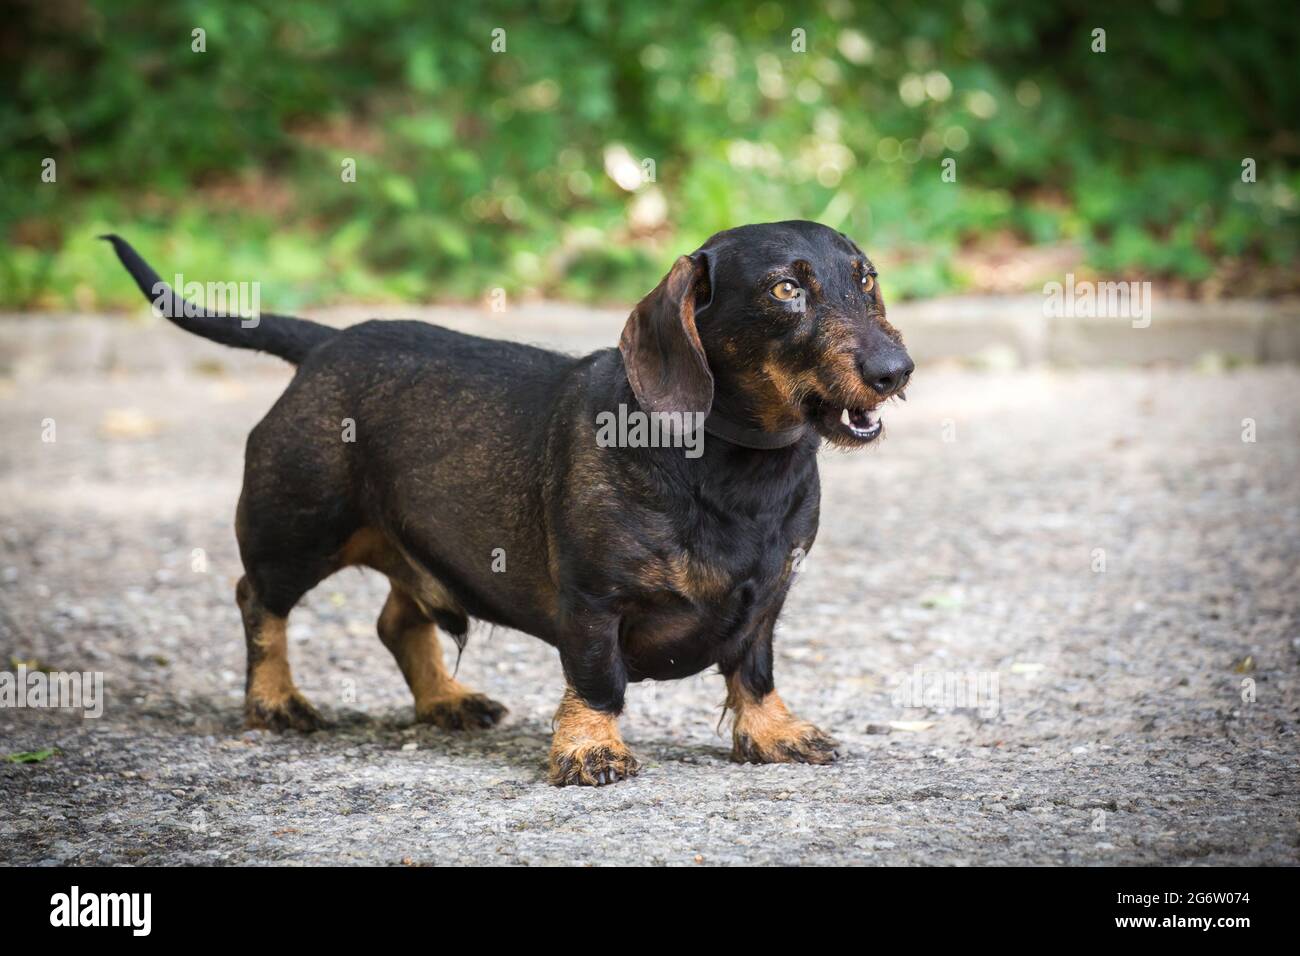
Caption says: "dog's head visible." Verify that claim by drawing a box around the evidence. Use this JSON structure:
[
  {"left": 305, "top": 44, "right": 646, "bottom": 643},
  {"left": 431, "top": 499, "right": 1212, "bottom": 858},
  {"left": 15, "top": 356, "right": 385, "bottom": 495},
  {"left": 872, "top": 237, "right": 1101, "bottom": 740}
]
[{"left": 620, "top": 220, "right": 912, "bottom": 448}]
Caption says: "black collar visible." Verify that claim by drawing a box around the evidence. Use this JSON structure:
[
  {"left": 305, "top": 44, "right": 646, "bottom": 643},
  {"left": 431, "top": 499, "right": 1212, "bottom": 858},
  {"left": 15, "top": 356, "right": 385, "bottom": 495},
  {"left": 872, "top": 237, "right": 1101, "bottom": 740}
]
[{"left": 703, "top": 410, "right": 812, "bottom": 450}]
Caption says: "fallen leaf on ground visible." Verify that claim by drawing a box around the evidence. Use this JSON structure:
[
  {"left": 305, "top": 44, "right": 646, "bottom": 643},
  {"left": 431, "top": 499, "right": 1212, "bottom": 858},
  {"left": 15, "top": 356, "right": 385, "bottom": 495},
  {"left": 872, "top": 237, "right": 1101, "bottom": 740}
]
[
  {"left": 6, "top": 748, "right": 60, "bottom": 764},
  {"left": 1011, "top": 662, "right": 1046, "bottom": 675},
  {"left": 888, "top": 720, "right": 936, "bottom": 732}
]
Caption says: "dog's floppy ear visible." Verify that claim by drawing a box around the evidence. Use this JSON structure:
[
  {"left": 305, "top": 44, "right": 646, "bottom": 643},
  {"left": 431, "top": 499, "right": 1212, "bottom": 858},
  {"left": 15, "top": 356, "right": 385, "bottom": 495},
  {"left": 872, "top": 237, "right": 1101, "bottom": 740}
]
[{"left": 619, "top": 252, "right": 714, "bottom": 417}]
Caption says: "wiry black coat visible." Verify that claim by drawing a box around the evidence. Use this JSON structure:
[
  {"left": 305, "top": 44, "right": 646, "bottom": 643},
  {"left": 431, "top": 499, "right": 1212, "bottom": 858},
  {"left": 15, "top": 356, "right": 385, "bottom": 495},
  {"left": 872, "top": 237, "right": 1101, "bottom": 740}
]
[
  {"left": 239, "top": 319, "right": 818, "bottom": 711},
  {"left": 104, "top": 221, "right": 911, "bottom": 717}
]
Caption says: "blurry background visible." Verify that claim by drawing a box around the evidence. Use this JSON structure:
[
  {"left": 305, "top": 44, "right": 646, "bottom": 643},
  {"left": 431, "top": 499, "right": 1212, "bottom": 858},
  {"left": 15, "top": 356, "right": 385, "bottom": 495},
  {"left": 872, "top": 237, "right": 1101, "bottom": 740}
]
[{"left": 2, "top": 0, "right": 1298, "bottom": 311}]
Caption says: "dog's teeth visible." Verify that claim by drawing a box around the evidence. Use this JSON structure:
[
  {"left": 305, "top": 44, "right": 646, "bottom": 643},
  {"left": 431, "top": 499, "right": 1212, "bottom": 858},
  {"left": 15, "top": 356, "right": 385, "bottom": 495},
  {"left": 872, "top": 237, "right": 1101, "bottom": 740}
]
[
  {"left": 840, "top": 408, "right": 851, "bottom": 426},
  {"left": 897, "top": 389, "right": 907, "bottom": 402}
]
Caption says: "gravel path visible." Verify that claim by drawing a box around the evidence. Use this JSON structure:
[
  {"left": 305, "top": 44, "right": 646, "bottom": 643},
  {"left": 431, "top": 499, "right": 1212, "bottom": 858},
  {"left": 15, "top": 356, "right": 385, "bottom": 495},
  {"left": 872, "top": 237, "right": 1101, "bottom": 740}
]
[{"left": 1, "top": 330, "right": 1297, "bottom": 865}]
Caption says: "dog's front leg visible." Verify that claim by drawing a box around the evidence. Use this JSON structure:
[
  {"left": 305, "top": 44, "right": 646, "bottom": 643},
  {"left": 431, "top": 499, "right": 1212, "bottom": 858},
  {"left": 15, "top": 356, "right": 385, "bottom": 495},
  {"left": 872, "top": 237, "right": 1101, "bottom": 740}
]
[
  {"left": 720, "top": 612, "right": 839, "bottom": 765},
  {"left": 548, "top": 607, "right": 640, "bottom": 786}
]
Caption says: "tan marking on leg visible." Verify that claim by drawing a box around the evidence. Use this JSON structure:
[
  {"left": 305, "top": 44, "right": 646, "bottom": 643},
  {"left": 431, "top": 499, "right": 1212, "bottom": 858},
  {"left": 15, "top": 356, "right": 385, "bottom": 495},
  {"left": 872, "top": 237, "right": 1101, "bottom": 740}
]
[
  {"left": 377, "top": 586, "right": 459, "bottom": 705},
  {"left": 339, "top": 527, "right": 463, "bottom": 619},
  {"left": 237, "top": 576, "right": 325, "bottom": 732},
  {"left": 725, "top": 674, "right": 837, "bottom": 765},
  {"left": 247, "top": 614, "right": 292, "bottom": 700},
  {"left": 377, "top": 584, "right": 506, "bottom": 730},
  {"left": 336, "top": 526, "right": 390, "bottom": 569},
  {"left": 548, "top": 688, "right": 640, "bottom": 786}
]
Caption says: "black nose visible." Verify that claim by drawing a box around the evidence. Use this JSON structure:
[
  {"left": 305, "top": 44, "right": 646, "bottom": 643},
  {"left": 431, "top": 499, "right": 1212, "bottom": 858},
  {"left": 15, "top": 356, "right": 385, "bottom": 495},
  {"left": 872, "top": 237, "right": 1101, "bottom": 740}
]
[{"left": 860, "top": 349, "right": 914, "bottom": 396}]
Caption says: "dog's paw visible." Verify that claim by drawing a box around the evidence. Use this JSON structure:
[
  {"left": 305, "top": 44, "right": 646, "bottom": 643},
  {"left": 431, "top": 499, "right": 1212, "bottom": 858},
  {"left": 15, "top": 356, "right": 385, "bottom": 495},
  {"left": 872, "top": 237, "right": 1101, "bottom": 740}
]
[
  {"left": 417, "top": 692, "right": 508, "bottom": 731},
  {"left": 733, "top": 721, "right": 839, "bottom": 765},
  {"left": 549, "top": 742, "right": 641, "bottom": 787},
  {"left": 245, "top": 691, "right": 329, "bottom": 733}
]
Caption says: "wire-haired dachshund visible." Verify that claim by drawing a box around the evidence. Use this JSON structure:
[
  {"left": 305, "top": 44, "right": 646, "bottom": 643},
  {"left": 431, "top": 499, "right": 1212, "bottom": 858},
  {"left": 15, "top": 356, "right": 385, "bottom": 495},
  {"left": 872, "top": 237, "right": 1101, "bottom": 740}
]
[{"left": 105, "top": 220, "right": 912, "bottom": 786}]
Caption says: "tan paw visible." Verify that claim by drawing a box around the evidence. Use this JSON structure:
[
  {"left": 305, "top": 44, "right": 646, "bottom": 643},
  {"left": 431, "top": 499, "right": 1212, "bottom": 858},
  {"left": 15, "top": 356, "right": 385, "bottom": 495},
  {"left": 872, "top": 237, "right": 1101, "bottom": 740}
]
[
  {"left": 245, "top": 691, "right": 328, "bottom": 733},
  {"left": 548, "top": 688, "right": 639, "bottom": 785},
  {"left": 416, "top": 692, "right": 508, "bottom": 730},
  {"left": 732, "top": 720, "right": 839, "bottom": 764},
  {"left": 726, "top": 683, "right": 838, "bottom": 765},
  {"left": 549, "top": 741, "right": 641, "bottom": 786}
]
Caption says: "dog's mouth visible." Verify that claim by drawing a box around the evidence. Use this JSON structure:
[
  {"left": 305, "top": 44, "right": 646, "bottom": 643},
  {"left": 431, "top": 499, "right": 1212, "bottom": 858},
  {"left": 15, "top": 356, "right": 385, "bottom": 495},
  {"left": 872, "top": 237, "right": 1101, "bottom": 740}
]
[
  {"left": 804, "top": 394, "right": 886, "bottom": 445},
  {"left": 811, "top": 395, "right": 883, "bottom": 442}
]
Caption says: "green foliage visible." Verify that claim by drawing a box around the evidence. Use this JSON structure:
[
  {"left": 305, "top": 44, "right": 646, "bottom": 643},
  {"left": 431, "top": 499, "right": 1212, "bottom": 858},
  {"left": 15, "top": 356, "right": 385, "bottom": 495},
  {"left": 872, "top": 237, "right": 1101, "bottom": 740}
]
[{"left": 1, "top": 0, "right": 1296, "bottom": 309}]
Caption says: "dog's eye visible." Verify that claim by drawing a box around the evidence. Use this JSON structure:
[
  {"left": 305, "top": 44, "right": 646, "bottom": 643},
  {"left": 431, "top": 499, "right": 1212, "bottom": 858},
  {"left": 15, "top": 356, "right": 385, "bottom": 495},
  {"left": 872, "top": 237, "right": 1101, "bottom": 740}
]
[
  {"left": 861, "top": 274, "right": 875, "bottom": 293},
  {"left": 770, "top": 280, "right": 800, "bottom": 301}
]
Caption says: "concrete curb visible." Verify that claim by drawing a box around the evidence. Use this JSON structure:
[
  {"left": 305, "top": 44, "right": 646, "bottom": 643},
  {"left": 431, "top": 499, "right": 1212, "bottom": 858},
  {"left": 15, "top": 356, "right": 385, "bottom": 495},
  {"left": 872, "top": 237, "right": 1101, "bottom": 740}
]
[{"left": 1, "top": 296, "right": 1297, "bottom": 380}]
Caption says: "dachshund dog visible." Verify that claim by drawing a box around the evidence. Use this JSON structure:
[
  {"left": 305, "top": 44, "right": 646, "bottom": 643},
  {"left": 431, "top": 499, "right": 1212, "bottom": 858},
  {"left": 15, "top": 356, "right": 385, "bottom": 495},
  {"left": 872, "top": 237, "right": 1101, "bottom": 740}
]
[{"left": 105, "top": 220, "right": 912, "bottom": 786}]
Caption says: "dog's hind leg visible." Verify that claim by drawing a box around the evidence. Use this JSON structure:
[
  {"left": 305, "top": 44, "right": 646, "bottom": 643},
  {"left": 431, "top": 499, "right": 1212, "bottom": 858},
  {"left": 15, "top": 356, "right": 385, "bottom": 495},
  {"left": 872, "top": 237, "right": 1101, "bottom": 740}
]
[
  {"left": 376, "top": 583, "right": 507, "bottom": 730},
  {"left": 236, "top": 575, "right": 328, "bottom": 732}
]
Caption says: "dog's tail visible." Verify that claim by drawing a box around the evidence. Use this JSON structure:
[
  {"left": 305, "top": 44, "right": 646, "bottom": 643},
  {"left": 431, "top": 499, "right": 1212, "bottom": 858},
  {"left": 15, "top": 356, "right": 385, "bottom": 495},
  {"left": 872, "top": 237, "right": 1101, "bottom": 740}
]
[{"left": 101, "top": 234, "right": 337, "bottom": 365}]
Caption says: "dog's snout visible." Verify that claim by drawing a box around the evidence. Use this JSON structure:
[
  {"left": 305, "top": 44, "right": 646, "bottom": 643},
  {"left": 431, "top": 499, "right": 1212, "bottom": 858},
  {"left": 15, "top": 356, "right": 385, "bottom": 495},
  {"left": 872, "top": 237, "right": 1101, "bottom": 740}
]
[{"left": 859, "top": 349, "right": 914, "bottom": 396}]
